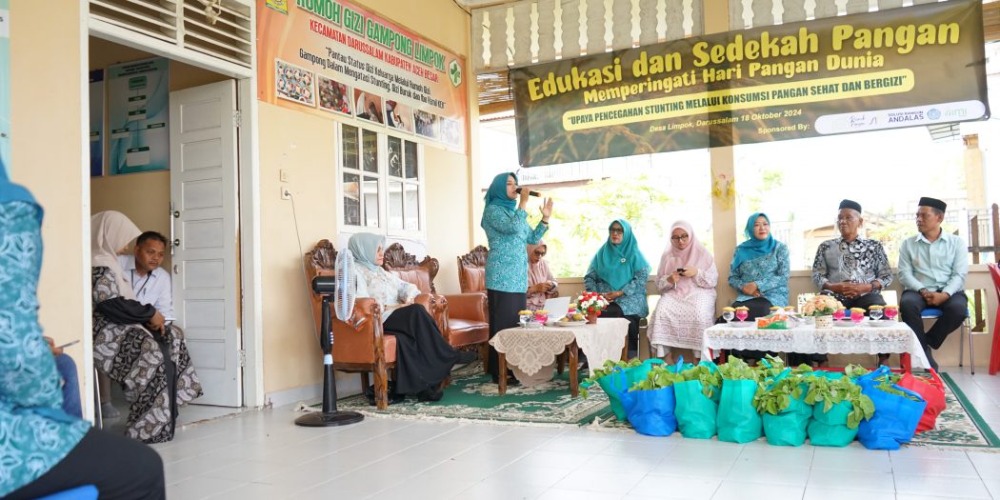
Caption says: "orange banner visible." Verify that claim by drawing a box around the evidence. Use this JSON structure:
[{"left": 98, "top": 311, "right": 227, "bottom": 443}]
[{"left": 257, "top": 0, "right": 468, "bottom": 152}]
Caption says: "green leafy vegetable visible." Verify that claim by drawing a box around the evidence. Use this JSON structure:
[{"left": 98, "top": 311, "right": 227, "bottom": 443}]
[
  {"left": 718, "top": 356, "right": 759, "bottom": 381},
  {"left": 579, "top": 358, "right": 641, "bottom": 398},
  {"left": 677, "top": 364, "right": 721, "bottom": 398},
  {"left": 753, "top": 373, "right": 809, "bottom": 416},
  {"left": 631, "top": 365, "right": 684, "bottom": 391},
  {"left": 804, "top": 375, "right": 875, "bottom": 428}
]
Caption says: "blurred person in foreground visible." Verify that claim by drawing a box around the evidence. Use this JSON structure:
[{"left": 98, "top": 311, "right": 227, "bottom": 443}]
[{"left": 0, "top": 164, "right": 165, "bottom": 499}]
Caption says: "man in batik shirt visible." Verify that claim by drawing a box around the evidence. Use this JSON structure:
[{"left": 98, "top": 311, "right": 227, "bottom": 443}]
[{"left": 803, "top": 199, "right": 893, "bottom": 366}]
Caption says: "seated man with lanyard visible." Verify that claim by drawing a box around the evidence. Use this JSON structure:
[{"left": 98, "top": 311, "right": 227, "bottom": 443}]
[
  {"left": 118, "top": 231, "right": 174, "bottom": 322},
  {"left": 806, "top": 199, "right": 893, "bottom": 367},
  {"left": 898, "top": 197, "right": 968, "bottom": 371},
  {"left": 98, "top": 230, "right": 174, "bottom": 420}
]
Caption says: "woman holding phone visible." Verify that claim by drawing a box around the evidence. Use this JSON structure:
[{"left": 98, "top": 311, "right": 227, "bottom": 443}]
[
  {"left": 648, "top": 221, "right": 718, "bottom": 363},
  {"left": 526, "top": 240, "right": 558, "bottom": 310}
]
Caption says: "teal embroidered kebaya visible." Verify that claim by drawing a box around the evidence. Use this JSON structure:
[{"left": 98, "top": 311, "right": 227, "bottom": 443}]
[
  {"left": 584, "top": 219, "right": 651, "bottom": 317},
  {"left": 0, "top": 172, "right": 90, "bottom": 497},
  {"left": 481, "top": 173, "right": 547, "bottom": 293},
  {"left": 482, "top": 204, "right": 547, "bottom": 293}
]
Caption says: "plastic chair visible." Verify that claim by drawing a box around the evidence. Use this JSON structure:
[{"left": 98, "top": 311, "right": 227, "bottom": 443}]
[
  {"left": 37, "top": 485, "right": 98, "bottom": 500},
  {"left": 921, "top": 306, "right": 974, "bottom": 374},
  {"left": 987, "top": 264, "right": 1000, "bottom": 375}
]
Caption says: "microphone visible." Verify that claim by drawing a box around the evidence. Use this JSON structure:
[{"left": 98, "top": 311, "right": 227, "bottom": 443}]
[{"left": 515, "top": 187, "right": 541, "bottom": 197}]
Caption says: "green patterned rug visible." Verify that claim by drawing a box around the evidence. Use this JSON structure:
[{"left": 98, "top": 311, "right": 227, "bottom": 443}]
[
  {"left": 585, "top": 371, "right": 1000, "bottom": 449},
  {"left": 930, "top": 373, "right": 1000, "bottom": 448},
  {"left": 334, "top": 362, "right": 608, "bottom": 425}
]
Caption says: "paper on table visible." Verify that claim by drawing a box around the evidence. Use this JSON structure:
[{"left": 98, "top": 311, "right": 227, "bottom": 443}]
[{"left": 544, "top": 296, "right": 571, "bottom": 321}]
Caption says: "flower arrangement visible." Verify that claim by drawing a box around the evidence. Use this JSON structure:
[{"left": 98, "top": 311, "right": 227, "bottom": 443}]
[
  {"left": 801, "top": 294, "right": 844, "bottom": 317},
  {"left": 576, "top": 292, "right": 610, "bottom": 316}
]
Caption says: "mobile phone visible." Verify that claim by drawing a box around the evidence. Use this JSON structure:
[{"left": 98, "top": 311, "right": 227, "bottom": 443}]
[{"left": 57, "top": 339, "right": 81, "bottom": 349}]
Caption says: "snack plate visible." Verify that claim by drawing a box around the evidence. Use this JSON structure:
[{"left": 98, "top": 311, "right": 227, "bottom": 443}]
[
  {"left": 835, "top": 319, "right": 867, "bottom": 327},
  {"left": 552, "top": 320, "right": 588, "bottom": 327},
  {"left": 727, "top": 321, "right": 755, "bottom": 328},
  {"left": 868, "top": 320, "right": 897, "bottom": 328}
]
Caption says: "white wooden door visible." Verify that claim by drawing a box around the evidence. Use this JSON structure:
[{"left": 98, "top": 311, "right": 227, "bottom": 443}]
[{"left": 169, "top": 80, "right": 242, "bottom": 407}]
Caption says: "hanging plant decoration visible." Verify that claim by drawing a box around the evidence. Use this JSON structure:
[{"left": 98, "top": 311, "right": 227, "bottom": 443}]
[{"left": 711, "top": 170, "right": 735, "bottom": 210}]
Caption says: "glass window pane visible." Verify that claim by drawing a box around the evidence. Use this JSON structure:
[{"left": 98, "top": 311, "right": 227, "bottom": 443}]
[
  {"left": 734, "top": 127, "right": 969, "bottom": 270},
  {"left": 343, "top": 172, "right": 360, "bottom": 226},
  {"left": 363, "top": 175, "right": 379, "bottom": 228},
  {"left": 388, "top": 180, "right": 404, "bottom": 230},
  {"left": 405, "top": 141, "right": 418, "bottom": 179},
  {"left": 342, "top": 125, "right": 358, "bottom": 170},
  {"left": 388, "top": 136, "right": 403, "bottom": 178},
  {"left": 404, "top": 182, "right": 420, "bottom": 230},
  {"left": 362, "top": 129, "right": 379, "bottom": 173}
]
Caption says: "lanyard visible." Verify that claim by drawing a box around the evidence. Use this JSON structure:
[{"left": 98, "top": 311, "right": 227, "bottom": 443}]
[{"left": 131, "top": 270, "right": 153, "bottom": 299}]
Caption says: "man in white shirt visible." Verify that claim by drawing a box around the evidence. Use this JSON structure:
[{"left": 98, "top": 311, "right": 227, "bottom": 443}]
[
  {"left": 118, "top": 231, "right": 174, "bottom": 322},
  {"left": 102, "top": 231, "right": 174, "bottom": 420}
]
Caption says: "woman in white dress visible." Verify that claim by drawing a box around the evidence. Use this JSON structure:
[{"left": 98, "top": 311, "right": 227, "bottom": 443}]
[
  {"left": 648, "top": 221, "right": 718, "bottom": 362},
  {"left": 348, "top": 233, "right": 473, "bottom": 401}
]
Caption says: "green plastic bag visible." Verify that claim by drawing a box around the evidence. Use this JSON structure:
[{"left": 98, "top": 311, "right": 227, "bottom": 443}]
[
  {"left": 717, "top": 379, "right": 762, "bottom": 443},
  {"left": 762, "top": 392, "right": 812, "bottom": 446},
  {"left": 808, "top": 400, "right": 858, "bottom": 447},
  {"left": 595, "top": 368, "right": 630, "bottom": 420},
  {"left": 673, "top": 379, "right": 718, "bottom": 439}
]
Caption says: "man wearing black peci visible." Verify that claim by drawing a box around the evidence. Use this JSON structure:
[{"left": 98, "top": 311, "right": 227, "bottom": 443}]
[
  {"left": 803, "top": 199, "right": 893, "bottom": 367},
  {"left": 897, "top": 197, "right": 968, "bottom": 371}
]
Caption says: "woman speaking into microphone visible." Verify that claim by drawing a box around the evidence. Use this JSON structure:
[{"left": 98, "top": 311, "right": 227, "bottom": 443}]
[{"left": 481, "top": 172, "right": 554, "bottom": 384}]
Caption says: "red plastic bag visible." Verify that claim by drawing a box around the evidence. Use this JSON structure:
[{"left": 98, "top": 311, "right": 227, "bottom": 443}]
[{"left": 898, "top": 369, "right": 946, "bottom": 433}]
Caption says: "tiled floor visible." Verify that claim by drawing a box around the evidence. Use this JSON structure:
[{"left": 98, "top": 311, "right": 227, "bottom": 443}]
[{"left": 153, "top": 366, "right": 1000, "bottom": 500}]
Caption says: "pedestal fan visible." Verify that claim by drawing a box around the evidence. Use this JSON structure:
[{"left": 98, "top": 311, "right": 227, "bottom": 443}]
[{"left": 295, "top": 249, "right": 364, "bottom": 427}]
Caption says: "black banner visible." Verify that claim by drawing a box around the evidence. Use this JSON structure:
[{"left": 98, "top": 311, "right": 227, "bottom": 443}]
[{"left": 512, "top": 0, "right": 988, "bottom": 167}]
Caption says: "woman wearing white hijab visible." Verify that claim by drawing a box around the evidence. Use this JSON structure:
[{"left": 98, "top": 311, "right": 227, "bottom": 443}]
[
  {"left": 91, "top": 211, "right": 202, "bottom": 443},
  {"left": 648, "top": 221, "right": 718, "bottom": 362},
  {"left": 348, "top": 233, "right": 473, "bottom": 401}
]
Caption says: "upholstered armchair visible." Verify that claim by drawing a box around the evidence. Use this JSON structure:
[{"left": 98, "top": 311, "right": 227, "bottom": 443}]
[
  {"left": 304, "top": 239, "right": 440, "bottom": 410},
  {"left": 382, "top": 243, "right": 490, "bottom": 368},
  {"left": 457, "top": 245, "right": 489, "bottom": 293}
]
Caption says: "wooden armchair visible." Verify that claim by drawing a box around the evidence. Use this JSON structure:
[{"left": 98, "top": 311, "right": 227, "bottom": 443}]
[
  {"left": 383, "top": 243, "right": 490, "bottom": 368},
  {"left": 304, "top": 239, "right": 440, "bottom": 409},
  {"left": 457, "top": 245, "right": 489, "bottom": 293}
]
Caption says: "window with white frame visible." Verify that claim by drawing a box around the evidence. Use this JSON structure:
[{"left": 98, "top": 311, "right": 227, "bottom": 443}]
[{"left": 340, "top": 123, "right": 423, "bottom": 234}]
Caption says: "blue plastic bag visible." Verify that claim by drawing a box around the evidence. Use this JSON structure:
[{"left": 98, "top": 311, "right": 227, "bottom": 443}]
[
  {"left": 855, "top": 366, "right": 927, "bottom": 450},
  {"left": 620, "top": 386, "right": 677, "bottom": 436}
]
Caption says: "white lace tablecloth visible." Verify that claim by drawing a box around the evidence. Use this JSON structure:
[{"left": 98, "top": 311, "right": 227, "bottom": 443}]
[
  {"left": 490, "top": 318, "right": 630, "bottom": 377},
  {"left": 701, "top": 322, "right": 930, "bottom": 368}
]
